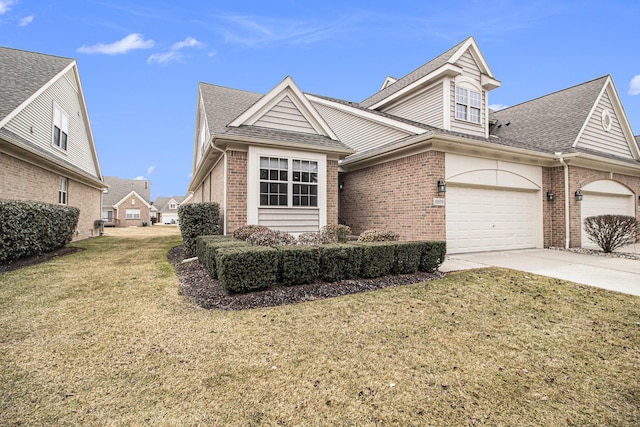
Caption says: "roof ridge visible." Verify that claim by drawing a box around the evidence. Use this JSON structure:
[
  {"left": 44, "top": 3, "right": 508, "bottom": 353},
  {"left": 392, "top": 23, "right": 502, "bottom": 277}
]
[{"left": 0, "top": 45, "right": 74, "bottom": 62}]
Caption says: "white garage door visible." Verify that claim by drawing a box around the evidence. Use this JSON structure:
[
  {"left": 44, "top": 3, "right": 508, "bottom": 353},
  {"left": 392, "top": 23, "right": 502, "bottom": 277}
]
[
  {"left": 447, "top": 186, "right": 538, "bottom": 253},
  {"left": 580, "top": 193, "right": 634, "bottom": 249}
]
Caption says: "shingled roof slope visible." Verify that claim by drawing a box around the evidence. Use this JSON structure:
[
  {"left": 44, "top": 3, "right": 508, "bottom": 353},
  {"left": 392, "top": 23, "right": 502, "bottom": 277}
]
[
  {"left": 490, "top": 76, "right": 608, "bottom": 154},
  {"left": 360, "top": 37, "right": 471, "bottom": 108},
  {"left": 103, "top": 176, "right": 151, "bottom": 206},
  {"left": 0, "top": 46, "right": 73, "bottom": 121}
]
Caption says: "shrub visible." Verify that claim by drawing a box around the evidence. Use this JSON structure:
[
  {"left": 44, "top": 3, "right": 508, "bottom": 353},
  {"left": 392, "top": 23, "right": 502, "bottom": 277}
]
[
  {"left": 216, "top": 246, "right": 278, "bottom": 293},
  {"left": 246, "top": 229, "right": 296, "bottom": 246},
  {"left": 419, "top": 241, "right": 447, "bottom": 272},
  {"left": 358, "top": 242, "right": 396, "bottom": 278},
  {"left": 178, "top": 202, "right": 220, "bottom": 257},
  {"left": 583, "top": 215, "right": 639, "bottom": 253},
  {"left": 322, "top": 224, "right": 351, "bottom": 243},
  {"left": 393, "top": 241, "right": 423, "bottom": 274},
  {"left": 277, "top": 245, "right": 321, "bottom": 286},
  {"left": 318, "top": 244, "right": 363, "bottom": 282},
  {"left": 195, "top": 235, "right": 232, "bottom": 262},
  {"left": 197, "top": 237, "right": 247, "bottom": 279},
  {"left": 233, "top": 224, "right": 270, "bottom": 241},
  {"left": 297, "top": 231, "right": 330, "bottom": 246},
  {"left": 357, "top": 229, "right": 400, "bottom": 242},
  {"left": 0, "top": 200, "right": 79, "bottom": 263}
]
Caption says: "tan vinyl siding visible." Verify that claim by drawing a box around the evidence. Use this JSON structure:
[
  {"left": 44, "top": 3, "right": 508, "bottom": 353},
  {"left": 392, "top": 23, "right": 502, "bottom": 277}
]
[
  {"left": 577, "top": 90, "right": 633, "bottom": 159},
  {"left": 456, "top": 50, "right": 481, "bottom": 81},
  {"left": 258, "top": 207, "right": 320, "bottom": 233},
  {"left": 312, "top": 102, "right": 412, "bottom": 152},
  {"left": 382, "top": 82, "right": 444, "bottom": 127},
  {"left": 254, "top": 96, "right": 317, "bottom": 134},
  {"left": 3, "top": 70, "right": 98, "bottom": 177}
]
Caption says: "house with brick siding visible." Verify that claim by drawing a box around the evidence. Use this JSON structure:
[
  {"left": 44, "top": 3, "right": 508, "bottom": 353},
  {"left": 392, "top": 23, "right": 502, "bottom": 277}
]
[
  {"left": 189, "top": 36, "right": 640, "bottom": 253},
  {"left": 0, "top": 46, "right": 106, "bottom": 240},
  {"left": 102, "top": 176, "right": 152, "bottom": 227},
  {"left": 153, "top": 194, "right": 192, "bottom": 224}
]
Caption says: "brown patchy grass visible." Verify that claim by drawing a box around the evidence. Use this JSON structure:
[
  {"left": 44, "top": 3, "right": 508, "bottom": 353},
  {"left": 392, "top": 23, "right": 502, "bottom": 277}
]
[{"left": 1, "top": 226, "right": 639, "bottom": 426}]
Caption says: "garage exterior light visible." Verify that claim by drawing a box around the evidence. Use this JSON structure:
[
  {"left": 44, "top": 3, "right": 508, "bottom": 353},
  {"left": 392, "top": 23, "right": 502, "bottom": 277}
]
[
  {"left": 575, "top": 190, "right": 583, "bottom": 201},
  {"left": 437, "top": 180, "right": 446, "bottom": 193}
]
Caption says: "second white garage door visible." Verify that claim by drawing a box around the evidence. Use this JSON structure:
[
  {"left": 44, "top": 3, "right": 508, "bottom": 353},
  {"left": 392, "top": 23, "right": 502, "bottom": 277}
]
[{"left": 447, "top": 186, "right": 539, "bottom": 254}]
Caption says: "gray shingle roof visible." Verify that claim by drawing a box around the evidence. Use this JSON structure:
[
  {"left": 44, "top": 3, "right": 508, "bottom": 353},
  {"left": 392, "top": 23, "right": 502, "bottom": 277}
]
[
  {"left": 153, "top": 195, "right": 188, "bottom": 213},
  {"left": 490, "top": 76, "right": 608, "bottom": 154},
  {"left": 199, "top": 82, "right": 353, "bottom": 154},
  {"left": 103, "top": 176, "right": 151, "bottom": 206},
  {"left": 0, "top": 46, "right": 74, "bottom": 121},
  {"left": 360, "top": 37, "right": 471, "bottom": 108}
]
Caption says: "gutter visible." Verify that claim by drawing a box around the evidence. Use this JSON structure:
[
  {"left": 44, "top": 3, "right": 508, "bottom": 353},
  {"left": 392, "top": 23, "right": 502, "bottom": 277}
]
[{"left": 555, "top": 152, "right": 570, "bottom": 249}]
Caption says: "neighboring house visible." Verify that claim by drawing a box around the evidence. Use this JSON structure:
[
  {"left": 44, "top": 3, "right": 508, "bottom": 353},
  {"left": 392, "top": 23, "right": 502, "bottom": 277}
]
[
  {"left": 102, "top": 176, "right": 151, "bottom": 227},
  {"left": 189, "top": 36, "right": 640, "bottom": 253},
  {"left": 0, "top": 46, "right": 106, "bottom": 240},
  {"left": 153, "top": 194, "right": 192, "bottom": 224}
]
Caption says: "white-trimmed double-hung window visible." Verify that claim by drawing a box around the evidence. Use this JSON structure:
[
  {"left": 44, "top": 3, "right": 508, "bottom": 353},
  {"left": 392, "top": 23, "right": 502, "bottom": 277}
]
[
  {"left": 259, "top": 157, "right": 318, "bottom": 207},
  {"left": 58, "top": 177, "right": 68, "bottom": 205},
  {"left": 126, "top": 209, "right": 141, "bottom": 219},
  {"left": 455, "top": 87, "right": 482, "bottom": 124},
  {"left": 53, "top": 104, "right": 69, "bottom": 150}
]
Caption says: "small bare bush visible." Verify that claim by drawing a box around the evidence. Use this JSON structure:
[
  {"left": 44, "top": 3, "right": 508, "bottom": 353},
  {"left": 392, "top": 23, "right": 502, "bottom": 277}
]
[
  {"left": 583, "top": 215, "right": 639, "bottom": 253},
  {"left": 233, "top": 225, "right": 270, "bottom": 241},
  {"left": 357, "top": 229, "right": 400, "bottom": 242},
  {"left": 246, "top": 229, "right": 296, "bottom": 246},
  {"left": 297, "top": 232, "right": 331, "bottom": 245}
]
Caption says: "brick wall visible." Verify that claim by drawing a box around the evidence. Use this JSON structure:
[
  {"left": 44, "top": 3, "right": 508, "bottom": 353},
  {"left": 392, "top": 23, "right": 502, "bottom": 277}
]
[
  {"left": 339, "top": 151, "right": 446, "bottom": 241},
  {"left": 0, "top": 152, "right": 102, "bottom": 240},
  {"left": 115, "top": 193, "right": 150, "bottom": 227},
  {"left": 542, "top": 166, "right": 566, "bottom": 248},
  {"left": 226, "top": 150, "right": 247, "bottom": 234},
  {"left": 326, "top": 160, "right": 339, "bottom": 227}
]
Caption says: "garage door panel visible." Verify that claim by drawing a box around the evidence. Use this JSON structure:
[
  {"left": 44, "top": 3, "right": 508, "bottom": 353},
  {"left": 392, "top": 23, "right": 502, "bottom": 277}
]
[
  {"left": 580, "top": 193, "right": 634, "bottom": 249},
  {"left": 447, "top": 186, "right": 538, "bottom": 254}
]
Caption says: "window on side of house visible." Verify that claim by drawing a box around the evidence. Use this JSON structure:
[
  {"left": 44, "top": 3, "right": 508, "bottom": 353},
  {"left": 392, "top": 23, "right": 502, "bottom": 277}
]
[
  {"left": 259, "top": 157, "right": 319, "bottom": 208},
  {"left": 126, "top": 209, "right": 141, "bottom": 219},
  {"left": 53, "top": 104, "right": 69, "bottom": 151},
  {"left": 455, "top": 86, "right": 482, "bottom": 124},
  {"left": 292, "top": 160, "right": 318, "bottom": 207},
  {"left": 58, "top": 177, "right": 68, "bottom": 205}
]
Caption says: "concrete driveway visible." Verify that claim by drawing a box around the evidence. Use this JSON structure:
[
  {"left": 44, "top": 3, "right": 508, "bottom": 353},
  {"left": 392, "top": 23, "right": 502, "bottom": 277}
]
[{"left": 440, "top": 249, "right": 640, "bottom": 297}]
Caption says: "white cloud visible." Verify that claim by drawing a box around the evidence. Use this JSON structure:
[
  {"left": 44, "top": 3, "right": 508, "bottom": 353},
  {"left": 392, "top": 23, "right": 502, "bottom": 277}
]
[
  {"left": 146, "top": 166, "right": 156, "bottom": 176},
  {"left": 18, "top": 15, "right": 34, "bottom": 27},
  {"left": 77, "top": 33, "right": 154, "bottom": 55},
  {"left": 207, "top": 50, "right": 217, "bottom": 57},
  {"left": 147, "top": 36, "right": 204, "bottom": 65},
  {"left": 0, "top": 0, "right": 15, "bottom": 15},
  {"left": 629, "top": 75, "right": 640, "bottom": 96},
  {"left": 134, "top": 176, "right": 145, "bottom": 180},
  {"left": 489, "top": 104, "right": 509, "bottom": 111}
]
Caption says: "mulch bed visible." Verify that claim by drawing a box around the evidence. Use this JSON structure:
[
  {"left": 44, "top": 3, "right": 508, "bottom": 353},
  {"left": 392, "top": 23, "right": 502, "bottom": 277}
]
[
  {"left": 0, "top": 246, "right": 82, "bottom": 274},
  {"left": 169, "top": 245, "right": 445, "bottom": 311}
]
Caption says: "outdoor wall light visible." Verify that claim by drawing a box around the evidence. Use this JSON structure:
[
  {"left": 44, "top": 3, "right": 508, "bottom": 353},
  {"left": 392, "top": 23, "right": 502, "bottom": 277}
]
[
  {"left": 339, "top": 181, "right": 344, "bottom": 191},
  {"left": 437, "top": 180, "right": 447, "bottom": 193},
  {"left": 546, "top": 191, "right": 555, "bottom": 202},
  {"left": 575, "top": 189, "right": 583, "bottom": 201}
]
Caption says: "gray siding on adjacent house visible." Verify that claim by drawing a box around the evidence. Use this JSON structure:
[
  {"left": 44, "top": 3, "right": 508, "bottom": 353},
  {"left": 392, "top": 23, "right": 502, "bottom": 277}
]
[
  {"left": 254, "top": 96, "right": 316, "bottom": 134},
  {"left": 577, "top": 90, "right": 633, "bottom": 159},
  {"left": 312, "top": 102, "right": 412, "bottom": 152},
  {"left": 258, "top": 207, "right": 319, "bottom": 233},
  {"left": 3, "top": 69, "right": 98, "bottom": 177},
  {"left": 382, "top": 82, "right": 444, "bottom": 127}
]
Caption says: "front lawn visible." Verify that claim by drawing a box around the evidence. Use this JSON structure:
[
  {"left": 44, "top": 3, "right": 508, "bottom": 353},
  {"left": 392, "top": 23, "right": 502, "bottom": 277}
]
[{"left": 1, "top": 227, "right": 638, "bottom": 425}]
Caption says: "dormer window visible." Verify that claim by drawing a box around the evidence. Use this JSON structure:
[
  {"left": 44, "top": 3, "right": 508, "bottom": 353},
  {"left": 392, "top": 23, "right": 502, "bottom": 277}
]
[
  {"left": 169, "top": 201, "right": 177, "bottom": 210},
  {"left": 455, "top": 87, "right": 481, "bottom": 124}
]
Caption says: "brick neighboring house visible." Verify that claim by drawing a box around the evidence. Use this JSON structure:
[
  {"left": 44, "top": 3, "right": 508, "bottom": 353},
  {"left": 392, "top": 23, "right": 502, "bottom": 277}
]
[
  {"left": 0, "top": 46, "right": 106, "bottom": 240},
  {"left": 153, "top": 194, "right": 192, "bottom": 224},
  {"left": 188, "top": 36, "right": 640, "bottom": 253},
  {"left": 102, "top": 177, "right": 152, "bottom": 227}
]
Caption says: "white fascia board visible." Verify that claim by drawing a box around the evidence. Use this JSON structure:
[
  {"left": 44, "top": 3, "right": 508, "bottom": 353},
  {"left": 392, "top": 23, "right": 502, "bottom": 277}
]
[
  {"left": 307, "top": 94, "right": 428, "bottom": 135},
  {"left": 448, "top": 36, "right": 496, "bottom": 79},
  {"left": 368, "top": 63, "right": 463, "bottom": 110},
  {"left": 229, "top": 76, "right": 338, "bottom": 140},
  {"left": 113, "top": 190, "right": 152, "bottom": 209}
]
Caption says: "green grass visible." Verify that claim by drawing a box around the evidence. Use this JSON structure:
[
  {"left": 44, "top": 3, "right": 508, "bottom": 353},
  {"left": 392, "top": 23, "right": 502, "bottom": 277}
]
[{"left": 1, "top": 227, "right": 639, "bottom": 426}]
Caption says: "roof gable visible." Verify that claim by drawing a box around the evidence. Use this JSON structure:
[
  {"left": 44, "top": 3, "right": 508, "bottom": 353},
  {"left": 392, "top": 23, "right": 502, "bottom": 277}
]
[
  {"left": 113, "top": 190, "right": 152, "bottom": 209},
  {"left": 229, "top": 76, "right": 338, "bottom": 140},
  {"left": 103, "top": 176, "right": 151, "bottom": 206}
]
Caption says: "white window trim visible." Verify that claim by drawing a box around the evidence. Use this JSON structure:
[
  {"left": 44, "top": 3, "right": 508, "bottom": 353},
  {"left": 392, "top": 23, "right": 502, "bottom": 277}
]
[
  {"left": 247, "top": 146, "right": 327, "bottom": 227},
  {"left": 52, "top": 103, "right": 69, "bottom": 152},
  {"left": 125, "top": 208, "right": 141, "bottom": 219},
  {"left": 58, "top": 177, "right": 68, "bottom": 205},
  {"left": 454, "top": 78, "right": 483, "bottom": 125}
]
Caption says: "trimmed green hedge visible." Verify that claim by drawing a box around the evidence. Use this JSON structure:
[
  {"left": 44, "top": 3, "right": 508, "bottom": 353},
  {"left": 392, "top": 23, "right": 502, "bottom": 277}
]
[
  {"left": 319, "top": 244, "right": 363, "bottom": 283},
  {"left": 394, "top": 241, "right": 423, "bottom": 274},
  {"left": 0, "top": 200, "right": 79, "bottom": 263},
  {"left": 420, "top": 241, "right": 447, "bottom": 272},
  {"left": 359, "top": 242, "right": 396, "bottom": 278},
  {"left": 278, "top": 245, "right": 320, "bottom": 286},
  {"left": 178, "top": 202, "right": 220, "bottom": 257},
  {"left": 196, "top": 236, "right": 247, "bottom": 279},
  {"left": 216, "top": 246, "right": 278, "bottom": 293}
]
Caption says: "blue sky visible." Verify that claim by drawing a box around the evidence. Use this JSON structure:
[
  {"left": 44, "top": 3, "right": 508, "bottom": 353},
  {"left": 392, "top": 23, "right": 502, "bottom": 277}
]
[{"left": 1, "top": 0, "right": 639, "bottom": 200}]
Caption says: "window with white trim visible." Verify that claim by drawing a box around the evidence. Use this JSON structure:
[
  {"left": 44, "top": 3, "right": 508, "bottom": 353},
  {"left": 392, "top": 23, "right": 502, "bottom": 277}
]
[
  {"left": 126, "top": 209, "right": 141, "bottom": 219},
  {"left": 53, "top": 104, "right": 69, "bottom": 150},
  {"left": 169, "top": 200, "right": 177, "bottom": 210},
  {"left": 455, "top": 86, "right": 481, "bottom": 124},
  {"left": 58, "top": 177, "right": 68, "bottom": 205},
  {"left": 259, "top": 157, "right": 318, "bottom": 207}
]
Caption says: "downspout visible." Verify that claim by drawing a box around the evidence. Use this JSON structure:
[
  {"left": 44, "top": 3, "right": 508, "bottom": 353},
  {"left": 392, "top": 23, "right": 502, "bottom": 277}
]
[
  {"left": 555, "top": 152, "right": 570, "bottom": 249},
  {"left": 210, "top": 138, "right": 227, "bottom": 235}
]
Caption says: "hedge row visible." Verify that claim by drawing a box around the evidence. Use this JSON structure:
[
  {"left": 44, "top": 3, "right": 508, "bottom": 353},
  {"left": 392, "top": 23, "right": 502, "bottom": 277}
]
[
  {"left": 195, "top": 236, "right": 446, "bottom": 294},
  {"left": 0, "top": 199, "right": 79, "bottom": 263},
  {"left": 178, "top": 202, "right": 220, "bottom": 257}
]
